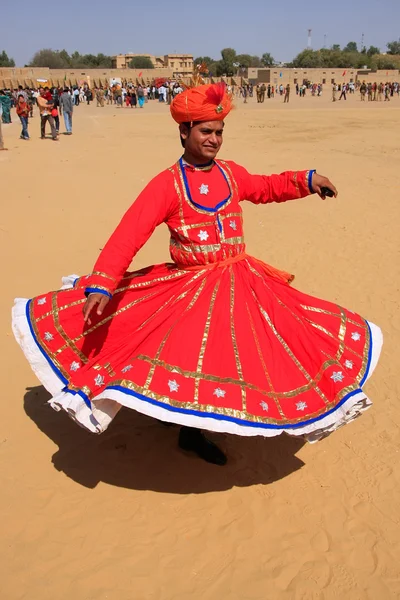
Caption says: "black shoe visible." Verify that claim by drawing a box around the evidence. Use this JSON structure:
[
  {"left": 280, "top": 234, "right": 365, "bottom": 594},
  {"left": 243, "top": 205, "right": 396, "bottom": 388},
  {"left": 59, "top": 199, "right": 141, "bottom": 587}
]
[{"left": 178, "top": 427, "right": 227, "bottom": 466}]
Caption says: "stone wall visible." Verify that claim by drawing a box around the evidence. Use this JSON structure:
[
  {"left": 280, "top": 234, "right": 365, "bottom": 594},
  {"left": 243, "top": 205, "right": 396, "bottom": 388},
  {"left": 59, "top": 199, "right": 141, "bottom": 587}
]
[
  {"left": 247, "top": 67, "right": 400, "bottom": 86},
  {"left": 0, "top": 67, "right": 174, "bottom": 89}
]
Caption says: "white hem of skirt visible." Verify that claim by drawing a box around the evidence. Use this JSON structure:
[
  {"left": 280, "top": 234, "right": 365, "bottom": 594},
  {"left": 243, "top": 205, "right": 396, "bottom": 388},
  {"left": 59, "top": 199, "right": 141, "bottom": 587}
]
[{"left": 12, "top": 295, "right": 383, "bottom": 440}]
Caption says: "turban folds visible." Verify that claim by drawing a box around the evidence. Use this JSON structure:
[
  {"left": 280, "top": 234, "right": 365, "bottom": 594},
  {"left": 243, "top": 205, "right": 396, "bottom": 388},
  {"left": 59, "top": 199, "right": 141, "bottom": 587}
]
[{"left": 170, "top": 83, "right": 232, "bottom": 124}]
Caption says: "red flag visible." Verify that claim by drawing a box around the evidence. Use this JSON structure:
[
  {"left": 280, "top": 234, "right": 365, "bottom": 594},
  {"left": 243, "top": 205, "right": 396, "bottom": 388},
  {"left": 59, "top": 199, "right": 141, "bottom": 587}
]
[
  {"left": 138, "top": 71, "right": 143, "bottom": 77},
  {"left": 342, "top": 70, "right": 346, "bottom": 76}
]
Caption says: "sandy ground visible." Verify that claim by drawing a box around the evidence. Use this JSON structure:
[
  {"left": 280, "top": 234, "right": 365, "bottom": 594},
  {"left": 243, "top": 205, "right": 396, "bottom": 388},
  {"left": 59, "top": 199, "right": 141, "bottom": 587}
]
[{"left": 1, "top": 91, "right": 400, "bottom": 600}]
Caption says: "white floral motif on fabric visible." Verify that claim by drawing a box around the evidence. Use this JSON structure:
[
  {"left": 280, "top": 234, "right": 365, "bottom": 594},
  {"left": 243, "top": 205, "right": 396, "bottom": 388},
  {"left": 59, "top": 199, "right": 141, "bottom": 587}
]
[
  {"left": 121, "top": 365, "right": 133, "bottom": 373},
  {"left": 331, "top": 371, "right": 344, "bottom": 383},
  {"left": 94, "top": 374, "right": 105, "bottom": 387},
  {"left": 44, "top": 332, "right": 53, "bottom": 341},
  {"left": 37, "top": 298, "right": 47, "bottom": 305},
  {"left": 198, "top": 230, "right": 209, "bottom": 241},
  {"left": 260, "top": 401, "right": 269, "bottom": 412},
  {"left": 213, "top": 388, "right": 226, "bottom": 398},
  {"left": 296, "top": 401, "right": 307, "bottom": 411},
  {"left": 351, "top": 332, "right": 361, "bottom": 341},
  {"left": 70, "top": 361, "right": 80, "bottom": 371},
  {"left": 229, "top": 220, "right": 237, "bottom": 230},
  {"left": 168, "top": 379, "right": 179, "bottom": 392},
  {"left": 199, "top": 184, "right": 209, "bottom": 195},
  {"left": 345, "top": 360, "right": 353, "bottom": 369}
]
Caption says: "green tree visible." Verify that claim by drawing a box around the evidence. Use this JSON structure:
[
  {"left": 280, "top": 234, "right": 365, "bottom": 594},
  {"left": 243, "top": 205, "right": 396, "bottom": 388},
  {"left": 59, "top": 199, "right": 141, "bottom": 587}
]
[
  {"left": 0, "top": 50, "right": 16, "bottom": 67},
  {"left": 331, "top": 44, "right": 341, "bottom": 51},
  {"left": 250, "top": 55, "right": 262, "bottom": 67},
  {"left": 29, "top": 49, "right": 67, "bottom": 68},
  {"left": 58, "top": 49, "right": 71, "bottom": 66},
  {"left": 366, "top": 45, "right": 380, "bottom": 57},
  {"left": 128, "top": 56, "right": 154, "bottom": 69},
  {"left": 291, "top": 49, "right": 321, "bottom": 68},
  {"left": 387, "top": 39, "right": 400, "bottom": 55},
  {"left": 236, "top": 54, "right": 253, "bottom": 68},
  {"left": 261, "top": 52, "right": 275, "bottom": 66},
  {"left": 343, "top": 41, "right": 358, "bottom": 52},
  {"left": 216, "top": 48, "right": 237, "bottom": 76}
]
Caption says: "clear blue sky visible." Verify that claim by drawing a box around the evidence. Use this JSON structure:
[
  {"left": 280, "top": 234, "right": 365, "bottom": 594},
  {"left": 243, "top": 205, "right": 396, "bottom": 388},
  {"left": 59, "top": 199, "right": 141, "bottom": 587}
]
[{"left": 1, "top": 0, "right": 399, "bottom": 67}]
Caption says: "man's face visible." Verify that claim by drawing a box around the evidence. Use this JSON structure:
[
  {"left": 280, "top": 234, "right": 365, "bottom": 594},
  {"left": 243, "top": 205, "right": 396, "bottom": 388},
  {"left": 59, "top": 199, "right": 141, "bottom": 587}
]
[
  {"left": 180, "top": 121, "right": 224, "bottom": 161},
  {"left": 39, "top": 88, "right": 44, "bottom": 96}
]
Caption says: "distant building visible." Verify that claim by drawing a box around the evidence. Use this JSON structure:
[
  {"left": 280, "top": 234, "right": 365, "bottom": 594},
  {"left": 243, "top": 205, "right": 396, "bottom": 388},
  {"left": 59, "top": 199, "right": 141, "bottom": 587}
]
[{"left": 112, "top": 53, "right": 194, "bottom": 77}]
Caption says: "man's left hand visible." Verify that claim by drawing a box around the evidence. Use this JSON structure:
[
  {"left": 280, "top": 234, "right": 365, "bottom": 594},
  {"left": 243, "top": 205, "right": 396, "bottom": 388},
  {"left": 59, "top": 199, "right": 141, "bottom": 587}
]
[{"left": 311, "top": 172, "right": 338, "bottom": 199}]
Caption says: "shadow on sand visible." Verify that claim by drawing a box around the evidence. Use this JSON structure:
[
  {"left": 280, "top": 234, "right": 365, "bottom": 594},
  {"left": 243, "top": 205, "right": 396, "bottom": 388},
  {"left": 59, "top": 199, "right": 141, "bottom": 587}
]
[{"left": 24, "top": 385, "right": 306, "bottom": 494}]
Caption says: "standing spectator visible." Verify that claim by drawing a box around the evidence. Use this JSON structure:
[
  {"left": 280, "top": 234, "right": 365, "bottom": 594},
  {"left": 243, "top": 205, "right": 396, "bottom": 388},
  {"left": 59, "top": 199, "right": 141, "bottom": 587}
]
[
  {"left": 85, "top": 88, "right": 92, "bottom": 105},
  {"left": 73, "top": 87, "right": 80, "bottom": 106},
  {"left": 17, "top": 85, "right": 28, "bottom": 101},
  {"left": 158, "top": 84, "right": 166, "bottom": 102},
  {"left": 339, "top": 84, "right": 347, "bottom": 101},
  {"left": 51, "top": 104, "right": 60, "bottom": 134},
  {"left": 96, "top": 87, "right": 105, "bottom": 107},
  {"left": 284, "top": 83, "right": 290, "bottom": 103},
  {"left": 137, "top": 86, "right": 145, "bottom": 108},
  {"left": 131, "top": 87, "right": 137, "bottom": 108},
  {"left": 0, "top": 101, "right": 7, "bottom": 150},
  {"left": 16, "top": 93, "right": 30, "bottom": 139},
  {"left": 60, "top": 88, "right": 73, "bottom": 135},
  {"left": 27, "top": 89, "right": 34, "bottom": 117},
  {"left": 360, "top": 81, "right": 367, "bottom": 101},
  {"left": 37, "top": 88, "right": 58, "bottom": 140},
  {"left": 0, "top": 90, "right": 12, "bottom": 123}
]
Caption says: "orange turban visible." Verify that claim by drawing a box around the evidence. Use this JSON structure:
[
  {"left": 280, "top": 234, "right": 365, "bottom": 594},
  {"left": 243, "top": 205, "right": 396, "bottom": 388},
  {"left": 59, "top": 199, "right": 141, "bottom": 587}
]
[{"left": 170, "top": 83, "right": 232, "bottom": 124}]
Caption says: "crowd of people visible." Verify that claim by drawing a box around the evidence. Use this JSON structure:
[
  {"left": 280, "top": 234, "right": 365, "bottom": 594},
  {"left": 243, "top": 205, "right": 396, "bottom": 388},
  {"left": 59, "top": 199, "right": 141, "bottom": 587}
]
[{"left": 0, "top": 77, "right": 399, "bottom": 148}]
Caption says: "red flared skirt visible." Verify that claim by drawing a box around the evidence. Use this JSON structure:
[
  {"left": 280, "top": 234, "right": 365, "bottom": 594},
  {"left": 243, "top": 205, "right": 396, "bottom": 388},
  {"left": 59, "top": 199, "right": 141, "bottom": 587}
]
[{"left": 12, "top": 255, "right": 382, "bottom": 440}]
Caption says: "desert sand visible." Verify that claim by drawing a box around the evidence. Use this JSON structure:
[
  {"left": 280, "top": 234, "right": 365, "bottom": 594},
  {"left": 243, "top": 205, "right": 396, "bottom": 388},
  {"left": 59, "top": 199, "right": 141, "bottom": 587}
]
[{"left": 1, "top": 91, "right": 399, "bottom": 600}]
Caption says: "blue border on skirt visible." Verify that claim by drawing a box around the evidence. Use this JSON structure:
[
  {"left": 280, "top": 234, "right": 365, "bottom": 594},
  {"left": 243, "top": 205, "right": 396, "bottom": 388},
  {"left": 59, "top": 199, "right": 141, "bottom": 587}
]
[{"left": 26, "top": 298, "right": 374, "bottom": 430}]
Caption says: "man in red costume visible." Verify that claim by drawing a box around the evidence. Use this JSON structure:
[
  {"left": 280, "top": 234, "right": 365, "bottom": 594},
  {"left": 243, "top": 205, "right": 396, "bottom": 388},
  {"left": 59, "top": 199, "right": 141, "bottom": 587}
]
[
  {"left": 14, "top": 81, "right": 382, "bottom": 469},
  {"left": 81, "top": 83, "right": 337, "bottom": 465}
]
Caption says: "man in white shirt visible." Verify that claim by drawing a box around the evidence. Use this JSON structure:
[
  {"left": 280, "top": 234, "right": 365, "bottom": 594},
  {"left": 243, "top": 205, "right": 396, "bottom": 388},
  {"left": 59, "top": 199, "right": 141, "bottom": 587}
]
[{"left": 158, "top": 85, "right": 166, "bottom": 102}]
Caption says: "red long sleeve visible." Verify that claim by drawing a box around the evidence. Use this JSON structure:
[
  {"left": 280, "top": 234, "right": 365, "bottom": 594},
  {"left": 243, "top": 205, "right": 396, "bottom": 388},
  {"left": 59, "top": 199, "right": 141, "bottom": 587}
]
[
  {"left": 84, "top": 170, "right": 174, "bottom": 296},
  {"left": 227, "top": 162, "right": 313, "bottom": 204}
]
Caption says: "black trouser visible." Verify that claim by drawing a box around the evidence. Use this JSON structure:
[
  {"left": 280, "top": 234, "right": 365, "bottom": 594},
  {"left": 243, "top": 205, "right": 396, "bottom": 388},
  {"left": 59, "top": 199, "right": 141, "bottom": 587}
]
[{"left": 339, "top": 91, "right": 347, "bottom": 100}]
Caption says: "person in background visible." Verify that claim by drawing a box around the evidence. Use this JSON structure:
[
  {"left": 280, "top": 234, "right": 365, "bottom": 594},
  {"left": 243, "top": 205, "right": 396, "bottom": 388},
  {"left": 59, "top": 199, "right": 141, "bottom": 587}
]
[
  {"left": 16, "top": 93, "right": 30, "bottom": 140},
  {"left": 17, "top": 85, "right": 28, "bottom": 102},
  {"left": 0, "top": 90, "right": 12, "bottom": 123},
  {"left": 96, "top": 87, "right": 105, "bottom": 107},
  {"left": 37, "top": 88, "right": 58, "bottom": 140},
  {"left": 60, "top": 87, "right": 73, "bottom": 135},
  {"left": 73, "top": 87, "right": 80, "bottom": 106},
  {"left": 284, "top": 83, "right": 290, "bottom": 103},
  {"left": 360, "top": 81, "right": 367, "bottom": 101},
  {"left": 51, "top": 103, "right": 60, "bottom": 134},
  {"left": 27, "top": 89, "right": 34, "bottom": 117},
  {"left": 137, "top": 85, "right": 145, "bottom": 108},
  {"left": 0, "top": 101, "right": 7, "bottom": 150},
  {"left": 130, "top": 87, "right": 137, "bottom": 108},
  {"left": 339, "top": 83, "right": 347, "bottom": 101}
]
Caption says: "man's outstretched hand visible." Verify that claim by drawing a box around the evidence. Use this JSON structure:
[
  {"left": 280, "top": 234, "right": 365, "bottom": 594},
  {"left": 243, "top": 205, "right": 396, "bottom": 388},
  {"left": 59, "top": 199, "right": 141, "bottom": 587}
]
[
  {"left": 311, "top": 172, "right": 338, "bottom": 199},
  {"left": 83, "top": 293, "right": 110, "bottom": 325}
]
